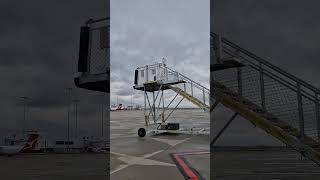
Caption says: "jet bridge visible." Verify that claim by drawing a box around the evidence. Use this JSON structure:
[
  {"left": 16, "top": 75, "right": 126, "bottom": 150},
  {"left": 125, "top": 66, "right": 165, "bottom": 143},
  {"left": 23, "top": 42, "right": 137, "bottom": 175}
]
[{"left": 74, "top": 17, "right": 109, "bottom": 92}]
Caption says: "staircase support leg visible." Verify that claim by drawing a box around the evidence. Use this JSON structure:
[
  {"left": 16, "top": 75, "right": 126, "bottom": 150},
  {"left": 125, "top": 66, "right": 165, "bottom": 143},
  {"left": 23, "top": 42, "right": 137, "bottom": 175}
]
[
  {"left": 203, "top": 87, "right": 206, "bottom": 104},
  {"left": 164, "top": 97, "right": 185, "bottom": 122},
  {"left": 162, "top": 90, "right": 165, "bottom": 124},
  {"left": 157, "top": 90, "right": 163, "bottom": 110},
  {"left": 237, "top": 67, "right": 242, "bottom": 95},
  {"left": 145, "top": 91, "right": 154, "bottom": 124},
  {"left": 144, "top": 87, "right": 148, "bottom": 126},
  {"left": 153, "top": 91, "right": 156, "bottom": 123},
  {"left": 211, "top": 113, "right": 238, "bottom": 146},
  {"left": 191, "top": 82, "right": 194, "bottom": 96},
  {"left": 167, "top": 93, "right": 179, "bottom": 109},
  {"left": 151, "top": 85, "right": 163, "bottom": 122}
]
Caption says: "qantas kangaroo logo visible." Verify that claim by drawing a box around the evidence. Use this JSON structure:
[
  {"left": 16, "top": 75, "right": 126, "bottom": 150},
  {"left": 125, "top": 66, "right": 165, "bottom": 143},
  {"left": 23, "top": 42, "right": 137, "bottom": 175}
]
[{"left": 20, "top": 134, "right": 39, "bottom": 153}]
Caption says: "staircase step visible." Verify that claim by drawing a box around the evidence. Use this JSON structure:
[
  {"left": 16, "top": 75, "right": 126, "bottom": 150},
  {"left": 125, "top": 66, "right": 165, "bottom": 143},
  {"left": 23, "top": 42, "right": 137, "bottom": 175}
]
[{"left": 213, "top": 79, "right": 320, "bottom": 165}]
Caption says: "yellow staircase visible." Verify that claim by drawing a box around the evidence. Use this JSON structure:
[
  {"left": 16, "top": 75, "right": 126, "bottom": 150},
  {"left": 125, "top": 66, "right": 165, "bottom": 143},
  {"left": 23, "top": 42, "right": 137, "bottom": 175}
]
[
  {"left": 211, "top": 32, "right": 320, "bottom": 166},
  {"left": 213, "top": 80, "right": 320, "bottom": 165},
  {"left": 170, "top": 85, "right": 209, "bottom": 111}
]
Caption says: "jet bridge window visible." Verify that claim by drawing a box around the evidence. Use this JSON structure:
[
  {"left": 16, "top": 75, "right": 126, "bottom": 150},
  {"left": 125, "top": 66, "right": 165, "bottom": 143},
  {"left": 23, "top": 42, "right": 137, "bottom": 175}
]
[{"left": 140, "top": 70, "right": 144, "bottom": 77}]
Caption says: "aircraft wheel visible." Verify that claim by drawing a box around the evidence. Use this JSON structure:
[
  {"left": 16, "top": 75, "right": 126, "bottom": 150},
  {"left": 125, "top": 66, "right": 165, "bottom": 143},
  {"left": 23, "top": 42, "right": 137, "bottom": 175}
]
[{"left": 138, "top": 128, "right": 146, "bottom": 137}]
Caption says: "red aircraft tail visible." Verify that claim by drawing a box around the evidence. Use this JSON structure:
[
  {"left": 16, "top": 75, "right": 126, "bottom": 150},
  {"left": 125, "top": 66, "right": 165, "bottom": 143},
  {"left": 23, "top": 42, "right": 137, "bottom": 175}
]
[{"left": 19, "top": 134, "right": 39, "bottom": 153}]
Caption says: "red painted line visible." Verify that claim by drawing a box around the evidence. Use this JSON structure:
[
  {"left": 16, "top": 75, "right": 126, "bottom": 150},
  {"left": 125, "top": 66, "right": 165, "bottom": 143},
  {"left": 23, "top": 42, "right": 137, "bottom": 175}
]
[{"left": 174, "top": 154, "right": 198, "bottom": 180}]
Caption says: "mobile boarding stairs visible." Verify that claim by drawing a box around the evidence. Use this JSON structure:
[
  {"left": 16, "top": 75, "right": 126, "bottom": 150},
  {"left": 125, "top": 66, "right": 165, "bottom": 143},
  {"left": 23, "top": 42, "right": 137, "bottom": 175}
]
[
  {"left": 133, "top": 61, "right": 210, "bottom": 137},
  {"left": 211, "top": 32, "right": 320, "bottom": 166}
]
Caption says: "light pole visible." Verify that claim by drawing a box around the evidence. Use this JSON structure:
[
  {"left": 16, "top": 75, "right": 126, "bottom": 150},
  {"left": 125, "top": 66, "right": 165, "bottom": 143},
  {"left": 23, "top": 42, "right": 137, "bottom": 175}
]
[
  {"left": 19, "top": 96, "right": 30, "bottom": 136},
  {"left": 101, "top": 97, "right": 104, "bottom": 138},
  {"left": 73, "top": 99, "right": 79, "bottom": 139},
  {"left": 65, "top": 88, "right": 72, "bottom": 141}
]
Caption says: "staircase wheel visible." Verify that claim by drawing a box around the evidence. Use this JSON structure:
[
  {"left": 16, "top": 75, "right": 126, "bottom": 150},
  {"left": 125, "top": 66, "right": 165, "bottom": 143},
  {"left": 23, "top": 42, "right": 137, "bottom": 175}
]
[{"left": 138, "top": 128, "right": 146, "bottom": 137}]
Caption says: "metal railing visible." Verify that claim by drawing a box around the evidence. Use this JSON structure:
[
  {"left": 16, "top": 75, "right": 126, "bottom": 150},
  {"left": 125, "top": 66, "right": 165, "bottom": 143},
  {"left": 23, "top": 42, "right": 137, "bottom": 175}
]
[
  {"left": 211, "top": 32, "right": 320, "bottom": 143},
  {"left": 165, "top": 66, "right": 210, "bottom": 108}
]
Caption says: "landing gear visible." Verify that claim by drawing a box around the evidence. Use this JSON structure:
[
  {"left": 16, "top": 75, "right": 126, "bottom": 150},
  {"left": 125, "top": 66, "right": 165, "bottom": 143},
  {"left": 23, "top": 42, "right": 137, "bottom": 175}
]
[{"left": 138, "top": 128, "right": 146, "bottom": 137}]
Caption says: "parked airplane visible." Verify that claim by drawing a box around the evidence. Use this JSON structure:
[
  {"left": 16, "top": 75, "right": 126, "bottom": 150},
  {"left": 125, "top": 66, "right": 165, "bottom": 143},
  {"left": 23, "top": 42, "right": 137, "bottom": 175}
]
[
  {"left": 110, "top": 104, "right": 125, "bottom": 111},
  {"left": 0, "top": 133, "right": 40, "bottom": 156}
]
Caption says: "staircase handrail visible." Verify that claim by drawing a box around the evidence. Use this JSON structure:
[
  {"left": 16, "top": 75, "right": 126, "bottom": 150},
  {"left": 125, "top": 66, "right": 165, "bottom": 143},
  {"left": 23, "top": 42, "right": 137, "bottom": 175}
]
[{"left": 165, "top": 66, "right": 210, "bottom": 95}]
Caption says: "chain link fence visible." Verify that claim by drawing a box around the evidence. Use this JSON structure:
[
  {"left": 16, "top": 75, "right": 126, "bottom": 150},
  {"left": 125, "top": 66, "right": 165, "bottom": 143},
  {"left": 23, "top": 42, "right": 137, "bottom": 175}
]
[{"left": 86, "top": 18, "right": 109, "bottom": 75}]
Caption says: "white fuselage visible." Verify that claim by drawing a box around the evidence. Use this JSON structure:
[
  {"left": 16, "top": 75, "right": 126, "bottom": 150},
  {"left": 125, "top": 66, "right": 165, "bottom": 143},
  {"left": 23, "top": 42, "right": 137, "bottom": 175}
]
[
  {"left": 110, "top": 104, "right": 125, "bottom": 111},
  {"left": 0, "top": 145, "right": 22, "bottom": 155}
]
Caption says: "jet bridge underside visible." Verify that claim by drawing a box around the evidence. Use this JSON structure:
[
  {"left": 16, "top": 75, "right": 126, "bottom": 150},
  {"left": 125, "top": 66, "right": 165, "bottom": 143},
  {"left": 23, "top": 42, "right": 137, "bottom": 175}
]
[
  {"left": 74, "top": 73, "right": 109, "bottom": 92},
  {"left": 133, "top": 80, "right": 185, "bottom": 92}
]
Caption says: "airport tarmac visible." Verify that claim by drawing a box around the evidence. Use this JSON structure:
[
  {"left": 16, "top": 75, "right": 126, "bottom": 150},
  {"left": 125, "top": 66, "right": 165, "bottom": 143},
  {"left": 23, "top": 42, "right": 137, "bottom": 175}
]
[
  {"left": 110, "top": 109, "right": 210, "bottom": 180},
  {"left": 213, "top": 147, "right": 320, "bottom": 180},
  {"left": 111, "top": 109, "right": 320, "bottom": 179},
  {"left": 1, "top": 108, "right": 319, "bottom": 180},
  {"left": 0, "top": 153, "right": 107, "bottom": 180}
]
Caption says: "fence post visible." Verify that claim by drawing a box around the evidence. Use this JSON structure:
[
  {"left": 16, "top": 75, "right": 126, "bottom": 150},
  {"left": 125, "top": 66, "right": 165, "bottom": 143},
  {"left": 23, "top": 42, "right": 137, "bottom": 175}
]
[
  {"left": 316, "top": 93, "right": 320, "bottom": 142},
  {"left": 191, "top": 82, "right": 194, "bottom": 97},
  {"left": 213, "top": 35, "right": 223, "bottom": 64},
  {"left": 144, "top": 87, "right": 147, "bottom": 126},
  {"left": 235, "top": 49, "right": 243, "bottom": 96},
  {"left": 297, "top": 83, "right": 305, "bottom": 142},
  {"left": 259, "top": 63, "right": 266, "bottom": 110},
  {"left": 237, "top": 67, "right": 242, "bottom": 96},
  {"left": 203, "top": 87, "right": 206, "bottom": 104}
]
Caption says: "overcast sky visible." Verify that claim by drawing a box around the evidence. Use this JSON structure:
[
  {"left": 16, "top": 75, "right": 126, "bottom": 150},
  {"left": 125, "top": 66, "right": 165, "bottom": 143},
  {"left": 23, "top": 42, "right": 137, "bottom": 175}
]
[
  {"left": 0, "top": 0, "right": 108, "bottom": 139},
  {"left": 110, "top": 0, "right": 210, "bottom": 107}
]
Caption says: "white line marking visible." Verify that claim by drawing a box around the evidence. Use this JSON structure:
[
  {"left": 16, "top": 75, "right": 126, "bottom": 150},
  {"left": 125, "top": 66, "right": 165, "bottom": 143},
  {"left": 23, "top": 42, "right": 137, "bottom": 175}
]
[
  {"left": 110, "top": 150, "right": 175, "bottom": 175},
  {"left": 151, "top": 137, "right": 191, "bottom": 147}
]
